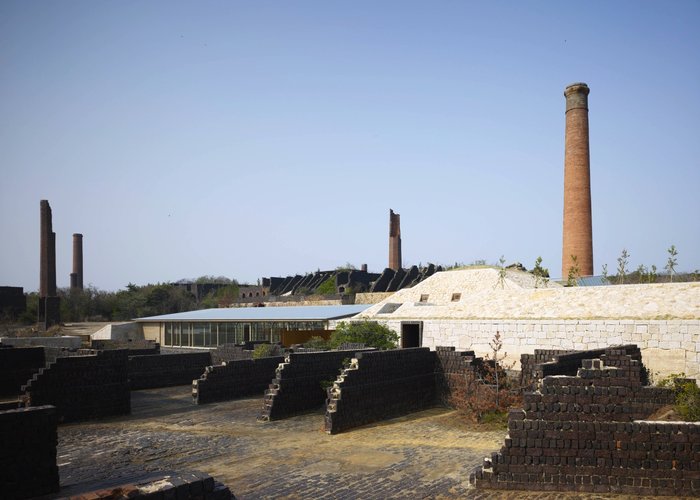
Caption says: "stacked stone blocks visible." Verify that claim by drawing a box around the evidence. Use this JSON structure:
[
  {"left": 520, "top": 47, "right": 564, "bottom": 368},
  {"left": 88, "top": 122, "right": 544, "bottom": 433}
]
[
  {"left": 193, "top": 356, "right": 284, "bottom": 404},
  {"left": 471, "top": 347, "right": 697, "bottom": 496},
  {"left": 0, "top": 405, "right": 59, "bottom": 499},
  {"left": 324, "top": 348, "right": 436, "bottom": 434}
]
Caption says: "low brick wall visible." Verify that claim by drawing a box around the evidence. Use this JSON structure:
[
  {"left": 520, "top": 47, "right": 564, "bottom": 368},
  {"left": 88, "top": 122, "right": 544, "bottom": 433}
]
[
  {"left": 260, "top": 349, "right": 371, "bottom": 421},
  {"left": 91, "top": 339, "right": 160, "bottom": 356},
  {"left": 325, "top": 348, "right": 436, "bottom": 434},
  {"left": 23, "top": 350, "right": 130, "bottom": 422},
  {"left": 0, "top": 405, "right": 59, "bottom": 498},
  {"left": 129, "top": 352, "right": 212, "bottom": 390},
  {"left": 470, "top": 347, "right": 697, "bottom": 496},
  {"left": 0, "top": 346, "right": 46, "bottom": 399},
  {"left": 193, "top": 356, "right": 284, "bottom": 404},
  {"left": 211, "top": 343, "right": 252, "bottom": 364}
]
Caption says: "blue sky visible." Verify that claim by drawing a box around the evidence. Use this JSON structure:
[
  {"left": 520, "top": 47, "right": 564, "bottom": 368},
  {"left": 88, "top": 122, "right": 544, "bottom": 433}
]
[{"left": 1, "top": 1, "right": 699, "bottom": 292}]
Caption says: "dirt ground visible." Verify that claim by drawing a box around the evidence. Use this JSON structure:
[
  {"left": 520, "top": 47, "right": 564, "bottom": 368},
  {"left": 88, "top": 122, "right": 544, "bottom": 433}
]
[{"left": 55, "top": 386, "right": 689, "bottom": 500}]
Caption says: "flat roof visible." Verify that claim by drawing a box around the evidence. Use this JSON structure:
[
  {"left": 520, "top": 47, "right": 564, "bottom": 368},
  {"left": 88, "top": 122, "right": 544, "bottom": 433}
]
[{"left": 135, "top": 304, "right": 370, "bottom": 322}]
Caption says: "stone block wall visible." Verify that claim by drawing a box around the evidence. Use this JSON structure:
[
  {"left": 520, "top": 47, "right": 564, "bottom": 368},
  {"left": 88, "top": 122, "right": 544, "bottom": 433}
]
[
  {"left": 470, "top": 347, "right": 699, "bottom": 496},
  {"left": 193, "top": 356, "right": 284, "bottom": 404},
  {"left": 324, "top": 348, "right": 436, "bottom": 434},
  {"left": 129, "top": 352, "right": 212, "bottom": 390},
  {"left": 260, "top": 349, "right": 371, "bottom": 421},
  {"left": 378, "top": 319, "right": 700, "bottom": 379},
  {"left": 0, "top": 405, "right": 59, "bottom": 499},
  {"left": 211, "top": 343, "right": 253, "bottom": 364},
  {"left": 23, "top": 350, "right": 130, "bottom": 423},
  {"left": 0, "top": 346, "right": 46, "bottom": 399}
]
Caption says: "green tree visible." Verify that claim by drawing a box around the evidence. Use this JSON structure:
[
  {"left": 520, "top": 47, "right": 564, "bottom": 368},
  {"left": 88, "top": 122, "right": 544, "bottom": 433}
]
[
  {"left": 617, "top": 248, "right": 629, "bottom": 284},
  {"left": 666, "top": 245, "right": 678, "bottom": 283},
  {"left": 496, "top": 255, "right": 507, "bottom": 289},
  {"left": 329, "top": 321, "right": 398, "bottom": 350},
  {"left": 567, "top": 255, "right": 580, "bottom": 286},
  {"left": 316, "top": 277, "right": 337, "bottom": 295},
  {"left": 532, "top": 256, "right": 549, "bottom": 288},
  {"left": 601, "top": 264, "right": 609, "bottom": 284},
  {"left": 649, "top": 264, "right": 658, "bottom": 283}
]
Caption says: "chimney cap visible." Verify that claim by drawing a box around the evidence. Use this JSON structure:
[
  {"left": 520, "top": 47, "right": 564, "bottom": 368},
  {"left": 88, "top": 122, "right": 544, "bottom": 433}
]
[{"left": 564, "top": 82, "right": 590, "bottom": 97}]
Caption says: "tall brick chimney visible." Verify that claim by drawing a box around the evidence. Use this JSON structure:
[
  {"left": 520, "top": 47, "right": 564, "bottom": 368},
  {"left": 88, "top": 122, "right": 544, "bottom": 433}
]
[
  {"left": 71, "top": 233, "right": 84, "bottom": 290},
  {"left": 38, "top": 200, "right": 60, "bottom": 327},
  {"left": 389, "top": 209, "right": 402, "bottom": 271},
  {"left": 562, "top": 82, "right": 593, "bottom": 278}
]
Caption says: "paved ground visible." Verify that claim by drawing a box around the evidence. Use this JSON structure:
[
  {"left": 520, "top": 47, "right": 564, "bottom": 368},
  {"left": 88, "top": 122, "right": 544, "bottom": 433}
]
[{"left": 56, "top": 386, "right": 687, "bottom": 499}]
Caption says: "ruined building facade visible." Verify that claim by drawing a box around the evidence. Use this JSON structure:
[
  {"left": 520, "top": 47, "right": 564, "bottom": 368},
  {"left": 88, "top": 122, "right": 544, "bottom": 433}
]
[{"left": 562, "top": 82, "right": 594, "bottom": 277}]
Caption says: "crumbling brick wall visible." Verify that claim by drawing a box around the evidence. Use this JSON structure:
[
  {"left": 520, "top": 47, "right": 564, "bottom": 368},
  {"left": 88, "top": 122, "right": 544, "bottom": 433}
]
[
  {"left": 324, "top": 348, "right": 436, "bottom": 434},
  {"left": 129, "top": 352, "right": 212, "bottom": 390},
  {"left": 211, "top": 343, "right": 253, "bottom": 364},
  {"left": 91, "top": 339, "right": 160, "bottom": 356},
  {"left": 193, "top": 356, "right": 284, "bottom": 404},
  {"left": 0, "top": 346, "right": 46, "bottom": 399},
  {"left": 470, "top": 347, "right": 696, "bottom": 496},
  {"left": 0, "top": 405, "right": 59, "bottom": 499},
  {"left": 260, "top": 349, "right": 371, "bottom": 421},
  {"left": 22, "top": 350, "right": 130, "bottom": 423}
]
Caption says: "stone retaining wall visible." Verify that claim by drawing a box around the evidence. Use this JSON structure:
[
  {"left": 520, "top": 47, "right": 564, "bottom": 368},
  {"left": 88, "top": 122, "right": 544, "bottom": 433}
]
[
  {"left": 0, "top": 405, "right": 59, "bottom": 499},
  {"left": 129, "top": 352, "right": 212, "bottom": 390},
  {"left": 471, "top": 347, "right": 698, "bottom": 496},
  {"left": 193, "top": 356, "right": 284, "bottom": 404},
  {"left": 379, "top": 319, "right": 700, "bottom": 379}
]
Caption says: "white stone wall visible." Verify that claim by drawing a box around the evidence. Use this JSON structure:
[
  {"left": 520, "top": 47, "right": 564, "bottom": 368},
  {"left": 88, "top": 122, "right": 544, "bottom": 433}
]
[{"left": 375, "top": 318, "right": 700, "bottom": 380}]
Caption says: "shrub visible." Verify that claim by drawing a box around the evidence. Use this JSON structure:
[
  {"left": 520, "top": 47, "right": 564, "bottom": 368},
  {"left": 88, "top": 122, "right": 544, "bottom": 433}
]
[
  {"left": 252, "top": 343, "right": 274, "bottom": 359},
  {"left": 304, "top": 336, "right": 330, "bottom": 350},
  {"left": 329, "top": 321, "right": 398, "bottom": 350},
  {"left": 656, "top": 373, "right": 700, "bottom": 421}
]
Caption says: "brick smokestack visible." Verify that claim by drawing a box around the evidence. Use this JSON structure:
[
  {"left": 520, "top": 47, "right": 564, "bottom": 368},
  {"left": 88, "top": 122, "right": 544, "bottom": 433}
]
[
  {"left": 38, "top": 200, "right": 60, "bottom": 327},
  {"left": 388, "top": 209, "right": 402, "bottom": 271},
  {"left": 71, "top": 233, "right": 84, "bottom": 290},
  {"left": 562, "top": 82, "right": 593, "bottom": 278},
  {"left": 39, "top": 200, "right": 51, "bottom": 298}
]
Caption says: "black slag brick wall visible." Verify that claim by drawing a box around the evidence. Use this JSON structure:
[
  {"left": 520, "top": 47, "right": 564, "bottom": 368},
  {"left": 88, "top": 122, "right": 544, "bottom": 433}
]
[
  {"left": 0, "top": 346, "right": 46, "bottom": 399},
  {"left": 470, "top": 346, "right": 698, "bottom": 497},
  {"left": 193, "top": 356, "right": 284, "bottom": 404},
  {"left": 0, "top": 405, "right": 59, "bottom": 499},
  {"left": 22, "top": 350, "right": 130, "bottom": 423},
  {"left": 260, "top": 349, "right": 372, "bottom": 421},
  {"left": 129, "top": 352, "right": 212, "bottom": 389},
  {"left": 324, "top": 347, "right": 436, "bottom": 434}
]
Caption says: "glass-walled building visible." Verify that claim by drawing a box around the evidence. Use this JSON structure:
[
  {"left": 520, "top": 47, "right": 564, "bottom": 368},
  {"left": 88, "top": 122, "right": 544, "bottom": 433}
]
[{"left": 136, "top": 304, "right": 368, "bottom": 348}]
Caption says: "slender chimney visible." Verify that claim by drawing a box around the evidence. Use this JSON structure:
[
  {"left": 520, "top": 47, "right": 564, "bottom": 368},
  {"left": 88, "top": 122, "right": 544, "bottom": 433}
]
[
  {"left": 388, "top": 209, "right": 402, "bottom": 271},
  {"left": 72, "top": 233, "right": 84, "bottom": 290},
  {"left": 562, "top": 82, "right": 593, "bottom": 278},
  {"left": 39, "top": 200, "right": 51, "bottom": 298},
  {"left": 38, "top": 200, "right": 60, "bottom": 327}
]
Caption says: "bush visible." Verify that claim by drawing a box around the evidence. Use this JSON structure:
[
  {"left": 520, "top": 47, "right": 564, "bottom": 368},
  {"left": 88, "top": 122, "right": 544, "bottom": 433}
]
[
  {"left": 656, "top": 373, "right": 700, "bottom": 421},
  {"left": 303, "top": 336, "right": 330, "bottom": 350},
  {"left": 252, "top": 343, "right": 274, "bottom": 359},
  {"left": 329, "top": 321, "right": 398, "bottom": 350}
]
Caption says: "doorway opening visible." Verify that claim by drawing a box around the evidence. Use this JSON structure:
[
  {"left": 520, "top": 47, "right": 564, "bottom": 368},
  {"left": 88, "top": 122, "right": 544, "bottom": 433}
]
[{"left": 401, "top": 322, "right": 422, "bottom": 348}]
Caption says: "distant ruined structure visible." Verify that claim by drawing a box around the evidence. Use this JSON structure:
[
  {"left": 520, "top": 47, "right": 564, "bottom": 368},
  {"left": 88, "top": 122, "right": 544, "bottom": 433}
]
[
  {"left": 70, "top": 233, "right": 84, "bottom": 291},
  {"left": 389, "top": 209, "right": 402, "bottom": 271},
  {"left": 38, "top": 200, "right": 60, "bottom": 328},
  {"left": 562, "top": 82, "right": 594, "bottom": 278}
]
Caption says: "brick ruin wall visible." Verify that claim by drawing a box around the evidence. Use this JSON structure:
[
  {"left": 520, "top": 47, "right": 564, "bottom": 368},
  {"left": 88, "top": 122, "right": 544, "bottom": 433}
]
[
  {"left": 0, "top": 346, "right": 46, "bottom": 399},
  {"left": 193, "top": 356, "right": 284, "bottom": 405},
  {"left": 91, "top": 339, "right": 160, "bottom": 356},
  {"left": 471, "top": 347, "right": 700, "bottom": 497},
  {"left": 128, "top": 352, "right": 212, "bottom": 390},
  {"left": 378, "top": 318, "right": 700, "bottom": 379},
  {"left": 260, "top": 349, "right": 373, "bottom": 421},
  {"left": 23, "top": 350, "right": 130, "bottom": 422},
  {"left": 0, "top": 405, "right": 59, "bottom": 499},
  {"left": 325, "top": 348, "right": 436, "bottom": 434}
]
